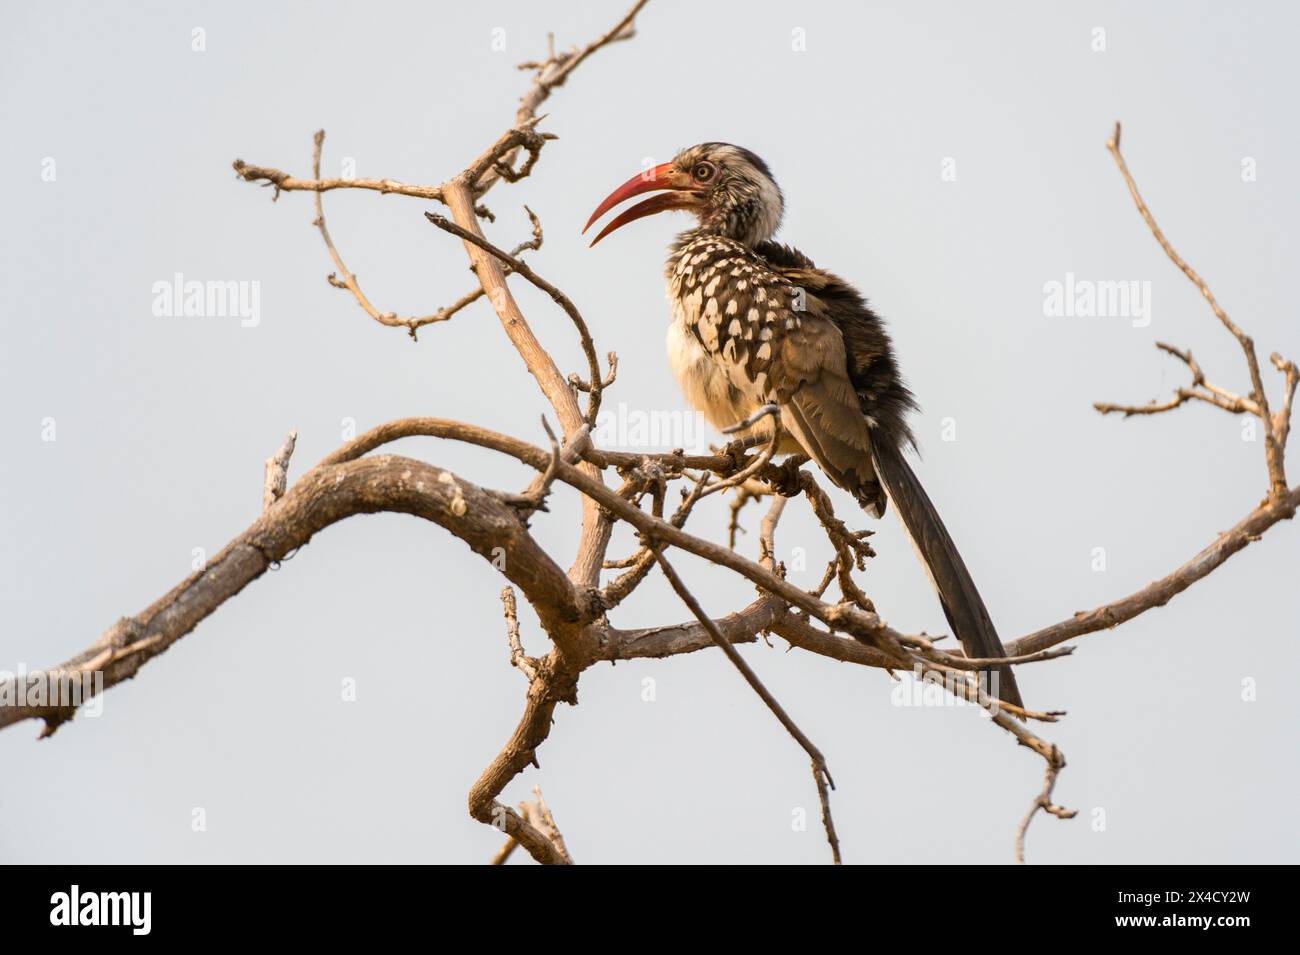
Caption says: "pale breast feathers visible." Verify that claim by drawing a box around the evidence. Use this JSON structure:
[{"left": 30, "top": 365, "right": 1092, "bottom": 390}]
[
  {"left": 666, "top": 236, "right": 817, "bottom": 403},
  {"left": 666, "top": 235, "right": 877, "bottom": 495}
]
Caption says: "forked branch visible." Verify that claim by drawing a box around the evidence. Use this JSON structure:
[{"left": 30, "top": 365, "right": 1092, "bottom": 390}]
[{"left": 6, "top": 11, "right": 1295, "bottom": 869}]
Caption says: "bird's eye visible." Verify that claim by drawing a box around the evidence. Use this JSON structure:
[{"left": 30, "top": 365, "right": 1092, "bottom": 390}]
[{"left": 692, "top": 162, "right": 716, "bottom": 183}]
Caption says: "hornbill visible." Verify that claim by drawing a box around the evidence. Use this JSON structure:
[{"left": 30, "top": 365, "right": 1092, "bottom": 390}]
[{"left": 584, "top": 142, "right": 1023, "bottom": 712}]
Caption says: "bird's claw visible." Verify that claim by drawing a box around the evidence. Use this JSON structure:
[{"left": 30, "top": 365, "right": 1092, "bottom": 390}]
[
  {"left": 766, "top": 455, "right": 805, "bottom": 497},
  {"left": 718, "top": 439, "right": 751, "bottom": 472}
]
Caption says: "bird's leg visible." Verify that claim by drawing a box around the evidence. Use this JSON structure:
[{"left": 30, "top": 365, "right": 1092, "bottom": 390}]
[
  {"left": 710, "top": 432, "right": 764, "bottom": 472},
  {"left": 715, "top": 438, "right": 753, "bottom": 473},
  {"left": 715, "top": 403, "right": 782, "bottom": 473},
  {"left": 722, "top": 402, "right": 781, "bottom": 435}
]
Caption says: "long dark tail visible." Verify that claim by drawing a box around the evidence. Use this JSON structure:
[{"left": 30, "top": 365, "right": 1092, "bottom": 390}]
[{"left": 869, "top": 437, "right": 1024, "bottom": 714}]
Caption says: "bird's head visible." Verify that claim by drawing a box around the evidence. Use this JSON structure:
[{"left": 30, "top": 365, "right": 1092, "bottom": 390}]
[{"left": 584, "top": 143, "right": 783, "bottom": 248}]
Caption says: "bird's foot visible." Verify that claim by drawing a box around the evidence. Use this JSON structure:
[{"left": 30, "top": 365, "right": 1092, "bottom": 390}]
[
  {"left": 766, "top": 455, "right": 806, "bottom": 498},
  {"left": 716, "top": 438, "right": 753, "bottom": 473}
]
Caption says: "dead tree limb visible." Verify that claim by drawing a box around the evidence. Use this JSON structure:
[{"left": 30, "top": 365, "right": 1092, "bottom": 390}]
[{"left": 6, "top": 9, "right": 1295, "bottom": 867}]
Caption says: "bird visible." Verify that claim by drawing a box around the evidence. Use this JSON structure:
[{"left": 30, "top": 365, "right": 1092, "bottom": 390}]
[{"left": 584, "top": 142, "right": 1023, "bottom": 713}]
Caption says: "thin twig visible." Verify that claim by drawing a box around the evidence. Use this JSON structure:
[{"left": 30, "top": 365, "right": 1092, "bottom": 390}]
[
  {"left": 1095, "top": 341, "right": 1260, "bottom": 417},
  {"left": 1270, "top": 352, "right": 1299, "bottom": 452},
  {"left": 1107, "top": 121, "right": 1286, "bottom": 495},
  {"left": 528, "top": 785, "right": 573, "bottom": 863},
  {"left": 758, "top": 496, "right": 787, "bottom": 572},
  {"left": 501, "top": 417, "right": 566, "bottom": 515},
  {"left": 308, "top": 131, "right": 478, "bottom": 338},
  {"left": 651, "top": 549, "right": 842, "bottom": 865},
  {"left": 490, "top": 784, "right": 573, "bottom": 865},
  {"left": 490, "top": 837, "right": 519, "bottom": 865},
  {"left": 727, "top": 479, "right": 771, "bottom": 550},
  {"left": 1014, "top": 745, "right": 1076, "bottom": 864},
  {"left": 510, "top": 205, "right": 545, "bottom": 256},
  {"left": 425, "top": 211, "right": 607, "bottom": 423},
  {"left": 500, "top": 586, "right": 538, "bottom": 681},
  {"left": 473, "top": 0, "right": 650, "bottom": 197},
  {"left": 232, "top": 158, "right": 444, "bottom": 201}
]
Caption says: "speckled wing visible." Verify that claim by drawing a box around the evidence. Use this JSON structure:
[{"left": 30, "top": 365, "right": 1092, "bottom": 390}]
[
  {"left": 677, "top": 242, "right": 886, "bottom": 514},
  {"left": 672, "top": 237, "right": 1022, "bottom": 710},
  {"left": 767, "top": 296, "right": 887, "bottom": 516},
  {"left": 767, "top": 253, "right": 1022, "bottom": 709}
]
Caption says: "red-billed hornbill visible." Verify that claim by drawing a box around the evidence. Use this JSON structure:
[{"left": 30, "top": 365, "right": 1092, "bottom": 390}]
[{"left": 585, "top": 142, "right": 1023, "bottom": 712}]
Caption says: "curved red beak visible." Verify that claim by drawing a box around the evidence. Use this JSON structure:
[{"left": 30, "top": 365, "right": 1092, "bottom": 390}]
[{"left": 583, "top": 162, "right": 698, "bottom": 247}]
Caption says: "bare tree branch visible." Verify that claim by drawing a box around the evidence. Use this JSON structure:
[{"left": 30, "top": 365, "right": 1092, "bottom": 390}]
[
  {"left": 469, "top": 680, "right": 573, "bottom": 865},
  {"left": 1105, "top": 121, "right": 1290, "bottom": 496},
  {"left": 473, "top": 0, "right": 650, "bottom": 197},
  {"left": 307, "top": 130, "right": 486, "bottom": 338},
  {"left": 232, "top": 159, "right": 445, "bottom": 201},
  {"left": 1095, "top": 341, "right": 1261, "bottom": 417},
  {"left": 425, "top": 210, "right": 608, "bottom": 423},
  {"left": 500, "top": 586, "right": 539, "bottom": 682},
  {"left": 1010, "top": 484, "right": 1298, "bottom": 657},
  {"left": 491, "top": 785, "right": 572, "bottom": 865},
  {"left": 1015, "top": 745, "right": 1076, "bottom": 865},
  {"left": 651, "top": 549, "right": 841, "bottom": 865},
  {"left": 0, "top": 454, "right": 582, "bottom": 736},
  {"left": 1012, "top": 122, "right": 1299, "bottom": 658},
  {"left": 12, "top": 9, "right": 1297, "bottom": 869}
]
